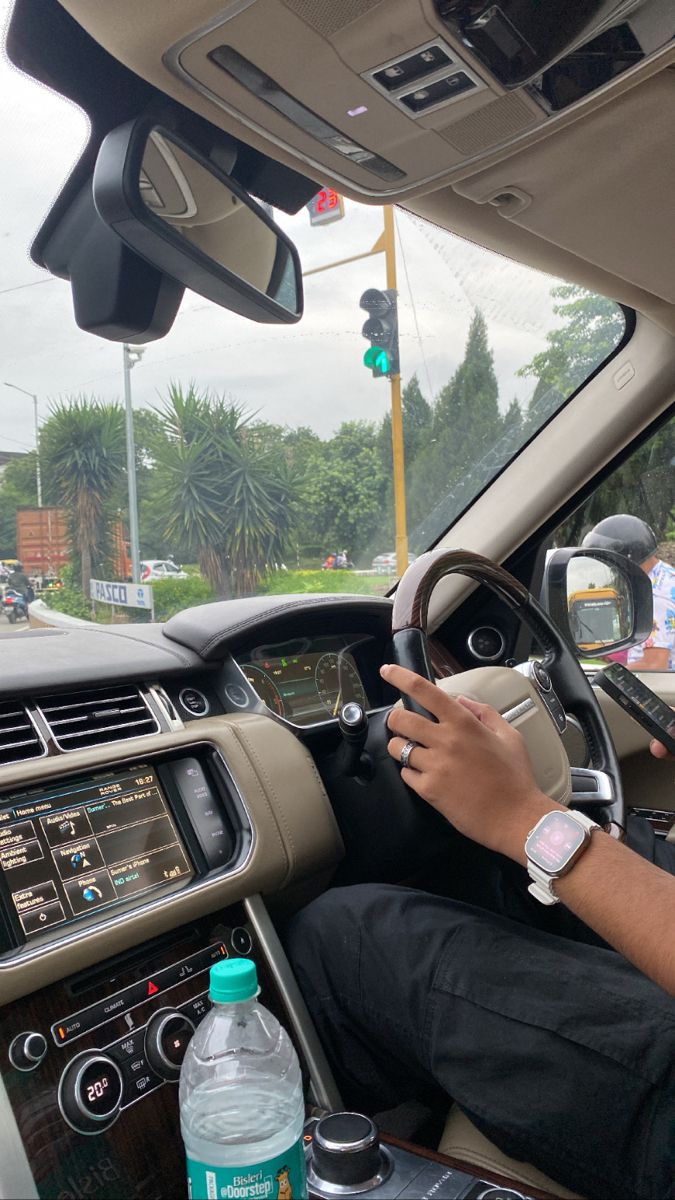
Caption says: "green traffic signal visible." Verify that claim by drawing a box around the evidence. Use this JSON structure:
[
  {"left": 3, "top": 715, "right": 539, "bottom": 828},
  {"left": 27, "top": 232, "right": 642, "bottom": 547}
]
[
  {"left": 359, "top": 287, "right": 399, "bottom": 378},
  {"left": 363, "top": 346, "right": 390, "bottom": 376}
]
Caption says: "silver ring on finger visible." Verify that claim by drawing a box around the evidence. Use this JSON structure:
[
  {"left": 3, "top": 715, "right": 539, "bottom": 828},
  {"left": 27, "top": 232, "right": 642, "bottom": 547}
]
[{"left": 399, "top": 740, "right": 418, "bottom": 769}]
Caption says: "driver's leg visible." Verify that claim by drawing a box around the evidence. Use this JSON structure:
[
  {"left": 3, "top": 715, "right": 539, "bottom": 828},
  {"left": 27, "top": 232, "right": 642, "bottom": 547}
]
[
  {"left": 426, "top": 813, "right": 675, "bottom": 949},
  {"left": 286, "top": 883, "right": 675, "bottom": 1200}
]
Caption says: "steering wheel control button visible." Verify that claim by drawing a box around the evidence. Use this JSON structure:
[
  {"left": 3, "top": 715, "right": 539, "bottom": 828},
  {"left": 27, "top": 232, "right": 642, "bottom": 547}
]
[
  {"left": 308, "top": 1112, "right": 392, "bottom": 1194},
  {"left": 231, "top": 927, "right": 253, "bottom": 956},
  {"left": 532, "top": 661, "right": 552, "bottom": 691},
  {"left": 144, "top": 1010, "right": 195, "bottom": 1080},
  {"left": 58, "top": 1052, "right": 124, "bottom": 1134},
  {"left": 467, "top": 626, "right": 506, "bottom": 662},
  {"left": 178, "top": 687, "right": 210, "bottom": 717},
  {"left": 9, "top": 1031, "right": 47, "bottom": 1071}
]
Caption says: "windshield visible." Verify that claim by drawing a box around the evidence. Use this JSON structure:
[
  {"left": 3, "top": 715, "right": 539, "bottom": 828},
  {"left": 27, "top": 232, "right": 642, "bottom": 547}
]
[{"left": 0, "top": 16, "right": 626, "bottom": 624}]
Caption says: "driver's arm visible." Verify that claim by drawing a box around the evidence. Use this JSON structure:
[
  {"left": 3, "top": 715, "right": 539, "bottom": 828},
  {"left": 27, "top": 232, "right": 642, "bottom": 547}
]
[{"left": 382, "top": 663, "right": 675, "bottom": 997}]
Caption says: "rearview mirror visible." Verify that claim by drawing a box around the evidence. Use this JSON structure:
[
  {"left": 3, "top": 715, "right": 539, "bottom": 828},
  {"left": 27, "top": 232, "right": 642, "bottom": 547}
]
[
  {"left": 93, "top": 114, "right": 303, "bottom": 324},
  {"left": 542, "top": 548, "right": 653, "bottom": 658}
]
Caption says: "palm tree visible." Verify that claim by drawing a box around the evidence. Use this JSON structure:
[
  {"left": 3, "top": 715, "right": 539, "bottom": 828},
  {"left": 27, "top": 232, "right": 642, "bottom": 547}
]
[
  {"left": 219, "top": 437, "right": 298, "bottom": 594},
  {"left": 154, "top": 383, "right": 298, "bottom": 597},
  {"left": 40, "top": 398, "right": 126, "bottom": 595}
]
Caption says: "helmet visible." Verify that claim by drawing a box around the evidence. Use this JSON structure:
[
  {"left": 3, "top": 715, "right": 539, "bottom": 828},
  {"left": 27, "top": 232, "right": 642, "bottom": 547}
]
[
  {"left": 14, "top": 562, "right": 23, "bottom": 572},
  {"left": 582, "top": 515, "right": 657, "bottom": 563}
]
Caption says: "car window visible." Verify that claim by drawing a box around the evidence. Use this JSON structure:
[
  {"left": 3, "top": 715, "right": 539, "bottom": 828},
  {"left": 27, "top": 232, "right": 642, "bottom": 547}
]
[
  {"left": 549, "top": 411, "right": 675, "bottom": 671},
  {"left": 0, "top": 38, "right": 626, "bottom": 623}
]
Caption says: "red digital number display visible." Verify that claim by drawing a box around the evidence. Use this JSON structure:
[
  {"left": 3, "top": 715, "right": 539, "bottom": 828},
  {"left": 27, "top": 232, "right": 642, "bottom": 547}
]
[
  {"left": 308, "top": 189, "right": 344, "bottom": 225},
  {"left": 316, "top": 189, "right": 339, "bottom": 212}
]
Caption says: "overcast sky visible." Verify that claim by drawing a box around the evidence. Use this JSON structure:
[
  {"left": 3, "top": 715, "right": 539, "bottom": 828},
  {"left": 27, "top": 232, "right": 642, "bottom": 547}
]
[{"left": 0, "top": 0, "right": 564, "bottom": 456}]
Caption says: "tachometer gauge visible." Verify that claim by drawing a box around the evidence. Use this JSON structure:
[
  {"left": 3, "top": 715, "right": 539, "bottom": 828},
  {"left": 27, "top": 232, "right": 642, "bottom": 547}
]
[
  {"left": 242, "top": 665, "right": 286, "bottom": 718},
  {"left": 315, "top": 653, "right": 366, "bottom": 717}
]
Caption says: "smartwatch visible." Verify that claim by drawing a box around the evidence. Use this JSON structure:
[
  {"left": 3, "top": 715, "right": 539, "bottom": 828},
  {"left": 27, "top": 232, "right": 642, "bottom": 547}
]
[{"left": 525, "top": 809, "right": 600, "bottom": 905}]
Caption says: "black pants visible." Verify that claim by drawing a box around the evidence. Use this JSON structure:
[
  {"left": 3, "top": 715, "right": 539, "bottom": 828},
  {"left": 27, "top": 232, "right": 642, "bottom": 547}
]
[{"left": 286, "top": 818, "right": 675, "bottom": 1200}]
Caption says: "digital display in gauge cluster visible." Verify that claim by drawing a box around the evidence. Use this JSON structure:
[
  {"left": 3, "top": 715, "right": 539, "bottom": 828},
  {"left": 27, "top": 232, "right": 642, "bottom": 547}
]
[{"left": 237, "top": 639, "right": 371, "bottom": 726}]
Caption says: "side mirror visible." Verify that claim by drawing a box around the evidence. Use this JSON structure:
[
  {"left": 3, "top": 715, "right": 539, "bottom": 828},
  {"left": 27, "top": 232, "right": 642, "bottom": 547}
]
[
  {"left": 542, "top": 547, "right": 653, "bottom": 658},
  {"left": 93, "top": 112, "right": 303, "bottom": 324}
]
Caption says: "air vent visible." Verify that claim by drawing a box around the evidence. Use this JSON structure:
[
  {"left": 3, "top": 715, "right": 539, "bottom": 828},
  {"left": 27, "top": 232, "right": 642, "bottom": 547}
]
[
  {"left": 38, "top": 686, "right": 160, "bottom": 752},
  {"left": 0, "top": 701, "right": 46, "bottom": 766}
]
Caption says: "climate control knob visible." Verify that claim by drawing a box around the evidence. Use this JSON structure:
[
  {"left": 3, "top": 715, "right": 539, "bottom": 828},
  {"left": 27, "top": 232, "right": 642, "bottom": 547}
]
[
  {"left": 144, "top": 1010, "right": 195, "bottom": 1081},
  {"left": 9, "top": 1031, "right": 47, "bottom": 1071},
  {"left": 58, "top": 1052, "right": 123, "bottom": 1134}
]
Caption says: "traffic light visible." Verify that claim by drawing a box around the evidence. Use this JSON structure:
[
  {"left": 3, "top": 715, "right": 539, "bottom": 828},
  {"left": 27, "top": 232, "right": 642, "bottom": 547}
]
[{"left": 359, "top": 288, "right": 400, "bottom": 378}]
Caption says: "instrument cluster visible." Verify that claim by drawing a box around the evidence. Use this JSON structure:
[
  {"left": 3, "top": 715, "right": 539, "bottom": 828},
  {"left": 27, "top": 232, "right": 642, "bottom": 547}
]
[{"left": 229, "top": 635, "right": 375, "bottom": 727}]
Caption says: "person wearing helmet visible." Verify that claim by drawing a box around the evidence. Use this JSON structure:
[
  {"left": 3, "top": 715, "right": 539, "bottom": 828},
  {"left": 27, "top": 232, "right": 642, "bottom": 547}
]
[
  {"left": 582, "top": 514, "right": 675, "bottom": 670},
  {"left": 7, "top": 561, "right": 32, "bottom": 601}
]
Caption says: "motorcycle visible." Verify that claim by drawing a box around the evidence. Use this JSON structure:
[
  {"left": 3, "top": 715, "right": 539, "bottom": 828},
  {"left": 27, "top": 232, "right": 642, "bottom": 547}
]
[{"left": 3, "top": 589, "right": 28, "bottom": 623}]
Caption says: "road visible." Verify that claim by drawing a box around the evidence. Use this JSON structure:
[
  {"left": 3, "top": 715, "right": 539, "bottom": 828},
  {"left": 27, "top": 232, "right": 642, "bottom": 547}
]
[{"left": 0, "top": 617, "right": 29, "bottom": 634}]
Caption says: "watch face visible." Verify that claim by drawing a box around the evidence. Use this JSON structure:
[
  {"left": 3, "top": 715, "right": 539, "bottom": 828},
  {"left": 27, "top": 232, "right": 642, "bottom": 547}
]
[{"left": 526, "top": 811, "right": 586, "bottom": 874}]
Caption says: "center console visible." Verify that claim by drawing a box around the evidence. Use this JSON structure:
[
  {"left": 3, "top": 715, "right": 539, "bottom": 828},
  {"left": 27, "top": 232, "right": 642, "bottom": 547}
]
[
  {"left": 0, "top": 900, "right": 550, "bottom": 1200},
  {"left": 0, "top": 750, "right": 551, "bottom": 1200},
  {"left": 0, "top": 749, "right": 251, "bottom": 959},
  {"left": 0, "top": 905, "right": 277, "bottom": 1198}
]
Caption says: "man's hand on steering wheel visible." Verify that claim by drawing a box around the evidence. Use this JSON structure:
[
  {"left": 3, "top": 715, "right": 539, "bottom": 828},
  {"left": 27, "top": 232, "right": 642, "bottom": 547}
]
[{"left": 383, "top": 662, "right": 559, "bottom": 866}]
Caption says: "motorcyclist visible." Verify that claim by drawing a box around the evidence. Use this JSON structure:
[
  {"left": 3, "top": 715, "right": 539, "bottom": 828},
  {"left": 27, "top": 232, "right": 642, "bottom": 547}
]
[{"left": 7, "top": 562, "right": 33, "bottom": 602}]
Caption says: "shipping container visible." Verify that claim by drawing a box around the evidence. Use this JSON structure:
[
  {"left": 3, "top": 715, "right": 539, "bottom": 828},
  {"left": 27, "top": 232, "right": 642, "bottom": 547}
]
[
  {"left": 16, "top": 507, "right": 70, "bottom": 579},
  {"left": 16, "top": 509, "right": 131, "bottom": 581}
]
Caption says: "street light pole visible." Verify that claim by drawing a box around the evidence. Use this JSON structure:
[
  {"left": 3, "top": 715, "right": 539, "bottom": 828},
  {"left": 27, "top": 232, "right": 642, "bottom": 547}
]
[
  {"left": 3, "top": 381, "right": 42, "bottom": 506},
  {"left": 122, "top": 345, "right": 144, "bottom": 585}
]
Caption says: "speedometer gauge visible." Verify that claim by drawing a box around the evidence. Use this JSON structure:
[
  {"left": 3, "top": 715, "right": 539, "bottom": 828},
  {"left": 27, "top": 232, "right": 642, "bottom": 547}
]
[
  {"left": 242, "top": 665, "right": 286, "bottom": 718},
  {"left": 315, "top": 653, "right": 367, "bottom": 717}
]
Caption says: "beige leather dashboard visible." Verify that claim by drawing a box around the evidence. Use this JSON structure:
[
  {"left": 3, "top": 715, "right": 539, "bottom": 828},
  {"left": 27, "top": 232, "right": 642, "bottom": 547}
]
[{"left": 0, "top": 713, "right": 344, "bottom": 1005}]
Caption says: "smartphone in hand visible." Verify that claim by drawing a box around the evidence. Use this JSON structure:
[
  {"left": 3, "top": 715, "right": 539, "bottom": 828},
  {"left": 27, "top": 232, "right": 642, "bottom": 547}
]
[{"left": 593, "top": 661, "right": 675, "bottom": 754}]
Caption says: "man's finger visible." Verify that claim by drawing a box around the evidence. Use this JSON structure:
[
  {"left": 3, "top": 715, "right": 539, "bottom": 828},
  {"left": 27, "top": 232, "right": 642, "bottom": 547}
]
[
  {"left": 387, "top": 736, "right": 429, "bottom": 771},
  {"left": 457, "top": 695, "right": 508, "bottom": 735},
  {"left": 649, "top": 738, "right": 673, "bottom": 760},
  {"left": 380, "top": 663, "right": 471, "bottom": 723},
  {"left": 386, "top": 705, "right": 442, "bottom": 745}
]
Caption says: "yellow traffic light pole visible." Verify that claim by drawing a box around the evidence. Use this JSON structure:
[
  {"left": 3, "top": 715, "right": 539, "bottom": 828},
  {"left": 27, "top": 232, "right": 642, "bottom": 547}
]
[
  {"left": 303, "top": 205, "right": 409, "bottom": 578},
  {"left": 382, "top": 207, "right": 409, "bottom": 580}
]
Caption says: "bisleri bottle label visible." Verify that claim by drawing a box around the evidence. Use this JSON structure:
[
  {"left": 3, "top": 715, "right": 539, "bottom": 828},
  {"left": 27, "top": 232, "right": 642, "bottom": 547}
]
[{"left": 187, "top": 1137, "right": 307, "bottom": 1200}]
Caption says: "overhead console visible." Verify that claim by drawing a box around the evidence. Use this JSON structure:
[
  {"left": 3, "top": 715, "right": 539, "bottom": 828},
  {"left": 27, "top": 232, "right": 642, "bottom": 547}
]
[{"left": 54, "top": 0, "right": 675, "bottom": 199}]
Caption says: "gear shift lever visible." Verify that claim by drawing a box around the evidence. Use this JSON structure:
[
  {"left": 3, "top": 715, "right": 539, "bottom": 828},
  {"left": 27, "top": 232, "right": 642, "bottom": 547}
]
[{"left": 338, "top": 702, "right": 373, "bottom": 779}]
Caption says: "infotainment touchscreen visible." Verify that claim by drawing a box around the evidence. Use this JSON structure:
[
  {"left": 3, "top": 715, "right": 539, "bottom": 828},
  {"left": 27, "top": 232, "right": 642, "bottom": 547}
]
[{"left": 0, "top": 765, "right": 194, "bottom": 939}]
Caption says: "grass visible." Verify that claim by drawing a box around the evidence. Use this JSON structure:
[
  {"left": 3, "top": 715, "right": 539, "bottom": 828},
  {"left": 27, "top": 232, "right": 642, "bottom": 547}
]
[{"left": 260, "top": 569, "right": 391, "bottom": 596}]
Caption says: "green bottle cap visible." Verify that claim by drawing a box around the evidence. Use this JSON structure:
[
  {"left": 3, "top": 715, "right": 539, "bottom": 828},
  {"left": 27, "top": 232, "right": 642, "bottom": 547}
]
[{"left": 209, "top": 958, "right": 258, "bottom": 1003}]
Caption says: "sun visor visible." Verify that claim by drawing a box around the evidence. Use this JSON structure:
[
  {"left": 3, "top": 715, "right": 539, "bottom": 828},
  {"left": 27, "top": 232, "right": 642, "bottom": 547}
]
[{"left": 451, "top": 69, "right": 675, "bottom": 305}]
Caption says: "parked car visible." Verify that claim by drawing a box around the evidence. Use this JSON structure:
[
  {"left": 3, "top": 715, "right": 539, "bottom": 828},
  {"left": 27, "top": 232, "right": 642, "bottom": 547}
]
[
  {"left": 140, "top": 559, "right": 188, "bottom": 581},
  {"left": 371, "top": 551, "right": 416, "bottom": 574}
]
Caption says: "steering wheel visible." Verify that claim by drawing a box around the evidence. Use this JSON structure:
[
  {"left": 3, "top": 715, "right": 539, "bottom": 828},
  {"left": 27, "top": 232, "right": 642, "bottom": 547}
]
[{"left": 391, "top": 548, "right": 625, "bottom": 834}]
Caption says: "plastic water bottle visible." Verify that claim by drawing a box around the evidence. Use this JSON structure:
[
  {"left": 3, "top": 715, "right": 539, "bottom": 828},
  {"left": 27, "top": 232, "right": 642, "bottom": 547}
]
[{"left": 179, "top": 958, "right": 307, "bottom": 1200}]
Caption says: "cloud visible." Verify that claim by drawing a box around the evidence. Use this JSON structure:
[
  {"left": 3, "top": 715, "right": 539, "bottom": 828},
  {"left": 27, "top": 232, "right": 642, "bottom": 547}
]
[{"left": 0, "top": 0, "right": 591, "bottom": 454}]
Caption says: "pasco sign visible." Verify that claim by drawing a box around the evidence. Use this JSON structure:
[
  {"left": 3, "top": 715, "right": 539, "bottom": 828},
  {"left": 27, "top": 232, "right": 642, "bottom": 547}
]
[{"left": 90, "top": 578, "right": 153, "bottom": 613}]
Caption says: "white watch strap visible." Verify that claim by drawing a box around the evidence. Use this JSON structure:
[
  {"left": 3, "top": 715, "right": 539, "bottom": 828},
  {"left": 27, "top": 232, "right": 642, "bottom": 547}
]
[{"left": 526, "top": 810, "right": 600, "bottom": 906}]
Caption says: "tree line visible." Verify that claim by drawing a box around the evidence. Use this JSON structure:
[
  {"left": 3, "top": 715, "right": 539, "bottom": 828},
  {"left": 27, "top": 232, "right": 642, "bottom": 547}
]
[{"left": 1, "top": 285, "right": 666, "bottom": 600}]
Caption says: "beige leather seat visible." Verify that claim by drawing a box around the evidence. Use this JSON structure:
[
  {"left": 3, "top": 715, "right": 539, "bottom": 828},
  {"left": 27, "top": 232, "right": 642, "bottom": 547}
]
[{"left": 440, "top": 1106, "right": 585, "bottom": 1199}]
